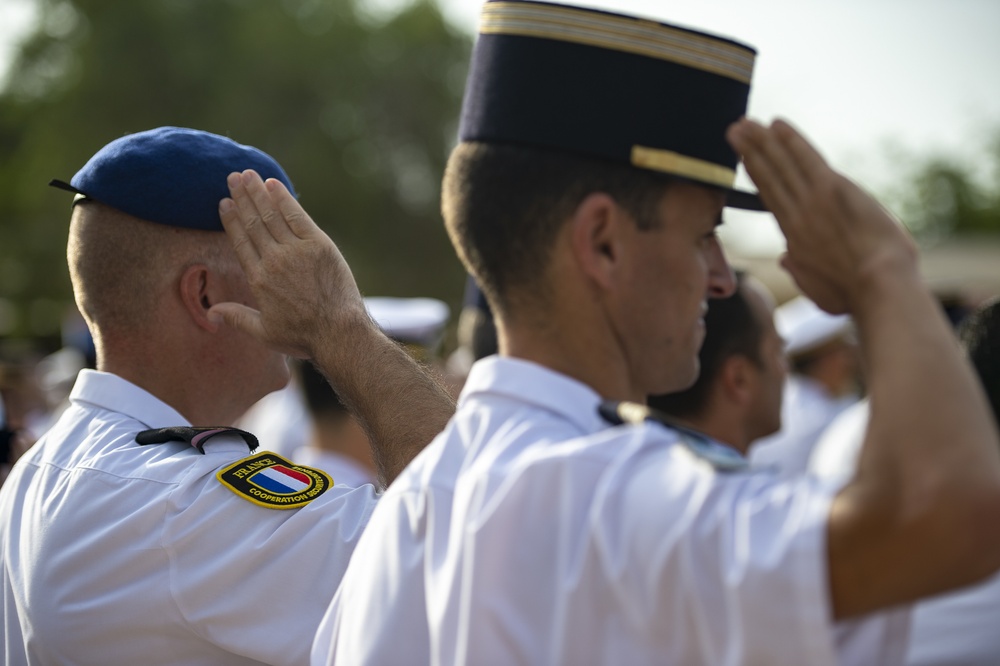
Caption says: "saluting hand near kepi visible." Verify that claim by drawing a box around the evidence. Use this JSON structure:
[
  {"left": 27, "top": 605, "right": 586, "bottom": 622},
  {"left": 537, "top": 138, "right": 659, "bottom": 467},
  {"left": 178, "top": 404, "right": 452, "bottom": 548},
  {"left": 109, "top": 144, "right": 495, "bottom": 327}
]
[
  {"left": 728, "top": 118, "right": 918, "bottom": 314},
  {"left": 729, "top": 117, "right": 1000, "bottom": 619}
]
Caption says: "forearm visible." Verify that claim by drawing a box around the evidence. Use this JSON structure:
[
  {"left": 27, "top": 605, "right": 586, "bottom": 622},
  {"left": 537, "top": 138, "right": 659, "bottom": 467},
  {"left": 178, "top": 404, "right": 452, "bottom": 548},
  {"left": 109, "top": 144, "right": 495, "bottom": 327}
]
[
  {"left": 830, "top": 260, "right": 1000, "bottom": 616},
  {"left": 724, "top": 118, "right": 1000, "bottom": 618},
  {"left": 854, "top": 265, "right": 998, "bottom": 481},
  {"left": 311, "top": 311, "right": 456, "bottom": 489}
]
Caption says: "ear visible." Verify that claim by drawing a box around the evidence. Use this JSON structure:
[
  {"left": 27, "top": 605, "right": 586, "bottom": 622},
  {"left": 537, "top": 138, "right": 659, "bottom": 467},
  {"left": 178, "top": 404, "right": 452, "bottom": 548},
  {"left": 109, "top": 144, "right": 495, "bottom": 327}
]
[
  {"left": 568, "top": 192, "right": 628, "bottom": 291},
  {"left": 178, "top": 264, "right": 220, "bottom": 333},
  {"left": 720, "top": 355, "right": 755, "bottom": 406}
]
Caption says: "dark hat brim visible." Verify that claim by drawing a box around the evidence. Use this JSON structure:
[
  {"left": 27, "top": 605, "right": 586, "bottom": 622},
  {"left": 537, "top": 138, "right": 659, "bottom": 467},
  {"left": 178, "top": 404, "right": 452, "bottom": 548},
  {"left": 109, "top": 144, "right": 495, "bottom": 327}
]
[
  {"left": 49, "top": 179, "right": 93, "bottom": 205},
  {"left": 49, "top": 179, "right": 82, "bottom": 195},
  {"left": 725, "top": 188, "right": 765, "bottom": 212}
]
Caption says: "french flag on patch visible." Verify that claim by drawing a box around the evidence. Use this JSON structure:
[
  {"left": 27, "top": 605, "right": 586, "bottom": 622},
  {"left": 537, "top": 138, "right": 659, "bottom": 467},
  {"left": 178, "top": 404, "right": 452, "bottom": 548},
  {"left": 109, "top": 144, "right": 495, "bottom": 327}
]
[{"left": 251, "top": 465, "right": 312, "bottom": 494}]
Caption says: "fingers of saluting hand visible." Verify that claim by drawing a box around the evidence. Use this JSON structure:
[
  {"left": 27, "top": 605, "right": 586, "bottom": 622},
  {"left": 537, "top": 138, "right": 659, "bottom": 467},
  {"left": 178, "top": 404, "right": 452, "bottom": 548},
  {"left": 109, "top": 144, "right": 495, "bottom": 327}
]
[
  {"left": 238, "top": 170, "right": 300, "bottom": 246},
  {"left": 726, "top": 118, "right": 830, "bottom": 229},
  {"left": 227, "top": 171, "right": 270, "bottom": 253},
  {"left": 263, "top": 177, "right": 320, "bottom": 241},
  {"left": 219, "top": 188, "right": 259, "bottom": 266}
]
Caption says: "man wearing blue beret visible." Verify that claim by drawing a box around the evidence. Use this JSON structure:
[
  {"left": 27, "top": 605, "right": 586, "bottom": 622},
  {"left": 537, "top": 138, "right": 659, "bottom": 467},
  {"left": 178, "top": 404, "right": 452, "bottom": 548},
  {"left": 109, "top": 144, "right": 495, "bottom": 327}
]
[
  {"left": 315, "top": 1, "right": 1000, "bottom": 664},
  {"left": 0, "top": 127, "right": 455, "bottom": 664}
]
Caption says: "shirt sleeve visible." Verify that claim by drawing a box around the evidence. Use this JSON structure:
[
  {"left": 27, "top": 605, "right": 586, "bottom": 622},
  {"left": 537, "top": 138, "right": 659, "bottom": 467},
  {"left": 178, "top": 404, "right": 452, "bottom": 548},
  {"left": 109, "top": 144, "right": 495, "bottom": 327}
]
[
  {"left": 602, "top": 443, "right": 843, "bottom": 664},
  {"left": 162, "top": 474, "right": 378, "bottom": 666}
]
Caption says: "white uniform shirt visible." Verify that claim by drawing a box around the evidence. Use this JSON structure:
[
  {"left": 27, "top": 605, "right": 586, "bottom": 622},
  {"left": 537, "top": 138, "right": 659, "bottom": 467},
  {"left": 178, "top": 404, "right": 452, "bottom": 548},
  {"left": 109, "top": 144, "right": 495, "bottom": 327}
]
[
  {"left": 807, "top": 400, "right": 1000, "bottom": 666},
  {"left": 904, "top": 571, "right": 1000, "bottom": 666},
  {"left": 809, "top": 399, "right": 870, "bottom": 487},
  {"left": 292, "top": 447, "right": 375, "bottom": 489},
  {"left": 750, "top": 375, "right": 858, "bottom": 476},
  {"left": 313, "top": 356, "right": 908, "bottom": 665},
  {"left": 0, "top": 370, "right": 378, "bottom": 666}
]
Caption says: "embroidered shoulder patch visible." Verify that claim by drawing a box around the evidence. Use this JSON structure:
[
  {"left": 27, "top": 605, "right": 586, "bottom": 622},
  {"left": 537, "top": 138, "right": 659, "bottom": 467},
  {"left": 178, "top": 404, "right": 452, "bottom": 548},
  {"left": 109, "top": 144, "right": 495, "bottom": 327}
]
[{"left": 217, "top": 453, "right": 333, "bottom": 509}]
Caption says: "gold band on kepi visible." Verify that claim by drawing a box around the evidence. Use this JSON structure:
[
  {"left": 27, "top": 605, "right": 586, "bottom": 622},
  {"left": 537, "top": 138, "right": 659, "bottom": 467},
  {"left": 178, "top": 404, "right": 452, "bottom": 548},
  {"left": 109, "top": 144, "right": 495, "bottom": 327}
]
[
  {"left": 479, "top": 2, "right": 754, "bottom": 85},
  {"left": 630, "top": 146, "right": 736, "bottom": 190},
  {"left": 458, "top": 0, "right": 765, "bottom": 211}
]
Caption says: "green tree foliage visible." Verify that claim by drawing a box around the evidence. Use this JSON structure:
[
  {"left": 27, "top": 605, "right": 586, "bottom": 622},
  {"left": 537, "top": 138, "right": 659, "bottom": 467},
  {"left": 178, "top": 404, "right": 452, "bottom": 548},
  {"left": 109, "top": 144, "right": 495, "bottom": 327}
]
[
  {"left": 887, "top": 129, "right": 1000, "bottom": 240},
  {"left": 0, "top": 0, "right": 471, "bottom": 344}
]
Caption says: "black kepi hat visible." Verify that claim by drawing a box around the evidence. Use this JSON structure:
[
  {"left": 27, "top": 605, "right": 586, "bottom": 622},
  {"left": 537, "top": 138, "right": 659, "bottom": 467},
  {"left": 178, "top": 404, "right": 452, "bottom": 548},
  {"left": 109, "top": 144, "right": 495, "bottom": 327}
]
[{"left": 459, "top": 0, "right": 764, "bottom": 211}]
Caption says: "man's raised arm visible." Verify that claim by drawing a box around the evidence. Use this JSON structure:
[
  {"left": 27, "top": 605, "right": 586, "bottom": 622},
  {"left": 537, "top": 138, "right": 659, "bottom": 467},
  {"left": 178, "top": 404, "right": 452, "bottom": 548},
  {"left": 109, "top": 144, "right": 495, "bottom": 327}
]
[
  {"left": 211, "top": 170, "right": 455, "bottom": 488},
  {"left": 728, "top": 118, "right": 1000, "bottom": 619}
]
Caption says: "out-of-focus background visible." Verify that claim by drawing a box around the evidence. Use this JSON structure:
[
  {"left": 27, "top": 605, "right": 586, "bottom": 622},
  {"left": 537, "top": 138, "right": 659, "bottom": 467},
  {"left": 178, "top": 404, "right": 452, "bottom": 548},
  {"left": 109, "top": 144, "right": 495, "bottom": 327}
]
[{"left": 0, "top": 0, "right": 998, "bottom": 411}]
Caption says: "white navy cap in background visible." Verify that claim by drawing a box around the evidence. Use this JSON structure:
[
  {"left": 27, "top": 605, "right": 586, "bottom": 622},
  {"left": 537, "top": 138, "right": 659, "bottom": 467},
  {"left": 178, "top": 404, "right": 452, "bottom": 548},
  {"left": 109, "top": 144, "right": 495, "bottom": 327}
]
[
  {"left": 776, "top": 296, "right": 854, "bottom": 358},
  {"left": 364, "top": 297, "right": 451, "bottom": 348}
]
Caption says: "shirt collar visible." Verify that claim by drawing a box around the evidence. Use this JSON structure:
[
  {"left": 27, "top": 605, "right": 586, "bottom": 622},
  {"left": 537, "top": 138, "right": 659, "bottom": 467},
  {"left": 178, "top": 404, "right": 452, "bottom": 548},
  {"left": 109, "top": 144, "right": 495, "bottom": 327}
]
[
  {"left": 69, "top": 369, "right": 191, "bottom": 430},
  {"left": 459, "top": 355, "right": 608, "bottom": 435}
]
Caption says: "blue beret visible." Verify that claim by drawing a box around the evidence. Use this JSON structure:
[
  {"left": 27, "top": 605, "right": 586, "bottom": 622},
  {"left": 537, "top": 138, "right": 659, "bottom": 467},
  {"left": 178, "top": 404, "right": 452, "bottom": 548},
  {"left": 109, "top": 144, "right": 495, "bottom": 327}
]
[
  {"left": 50, "top": 126, "right": 297, "bottom": 231},
  {"left": 460, "top": 1, "right": 763, "bottom": 211}
]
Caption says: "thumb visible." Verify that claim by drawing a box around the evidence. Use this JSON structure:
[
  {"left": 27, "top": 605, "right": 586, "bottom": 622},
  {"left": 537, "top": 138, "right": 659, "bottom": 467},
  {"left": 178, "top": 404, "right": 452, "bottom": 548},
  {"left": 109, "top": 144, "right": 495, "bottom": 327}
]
[
  {"left": 208, "top": 302, "right": 310, "bottom": 359},
  {"left": 208, "top": 302, "right": 266, "bottom": 340}
]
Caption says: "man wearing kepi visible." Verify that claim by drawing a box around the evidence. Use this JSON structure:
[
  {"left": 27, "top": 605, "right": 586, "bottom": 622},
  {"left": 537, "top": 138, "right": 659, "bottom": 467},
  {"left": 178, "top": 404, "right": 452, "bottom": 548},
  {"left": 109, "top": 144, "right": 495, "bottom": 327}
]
[
  {"left": 316, "top": 2, "right": 1000, "bottom": 664},
  {"left": 0, "top": 127, "right": 453, "bottom": 665}
]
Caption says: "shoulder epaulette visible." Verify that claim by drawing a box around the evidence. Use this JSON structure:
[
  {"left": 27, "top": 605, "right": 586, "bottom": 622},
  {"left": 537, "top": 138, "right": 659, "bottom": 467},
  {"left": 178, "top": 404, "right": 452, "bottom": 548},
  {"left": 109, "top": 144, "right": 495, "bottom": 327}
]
[
  {"left": 599, "top": 400, "right": 748, "bottom": 472},
  {"left": 136, "top": 426, "right": 259, "bottom": 454}
]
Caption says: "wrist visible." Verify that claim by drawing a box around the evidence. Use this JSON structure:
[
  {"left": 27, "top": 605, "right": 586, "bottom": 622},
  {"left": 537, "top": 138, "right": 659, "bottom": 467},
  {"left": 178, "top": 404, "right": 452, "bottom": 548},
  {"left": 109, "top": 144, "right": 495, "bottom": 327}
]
[
  {"left": 309, "top": 304, "right": 383, "bottom": 382},
  {"left": 849, "top": 242, "right": 922, "bottom": 321}
]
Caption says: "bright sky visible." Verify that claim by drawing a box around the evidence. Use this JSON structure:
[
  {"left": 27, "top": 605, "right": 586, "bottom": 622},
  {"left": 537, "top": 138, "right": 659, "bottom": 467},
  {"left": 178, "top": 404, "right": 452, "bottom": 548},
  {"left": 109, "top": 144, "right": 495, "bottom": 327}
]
[
  {"left": 0, "top": 0, "right": 33, "bottom": 83},
  {"left": 3, "top": 0, "right": 998, "bottom": 255}
]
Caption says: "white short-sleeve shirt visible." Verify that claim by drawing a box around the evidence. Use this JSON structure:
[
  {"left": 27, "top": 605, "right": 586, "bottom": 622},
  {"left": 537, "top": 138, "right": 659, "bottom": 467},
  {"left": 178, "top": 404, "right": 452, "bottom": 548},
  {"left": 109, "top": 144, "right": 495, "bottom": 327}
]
[
  {"left": 807, "top": 400, "right": 1000, "bottom": 665},
  {"left": 292, "top": 447, "right": 376, "bottom": 489},
  {"left": 750, "top": 376, "right": 858, "bottom": 476},
  {"left": 0, "top": 370, "right": 378, "bottom": 666},
  {"left": 313, "top": 356, "right": 908, "bottom": 665}
]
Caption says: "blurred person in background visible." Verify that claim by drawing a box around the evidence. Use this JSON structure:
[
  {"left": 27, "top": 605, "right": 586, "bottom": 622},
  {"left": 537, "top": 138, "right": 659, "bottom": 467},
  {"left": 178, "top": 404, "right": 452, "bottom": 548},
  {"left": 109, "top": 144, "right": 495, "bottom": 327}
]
[
  {"left": 0, "top": 394, "right": 7, "bottom": 483},
  {"left": 1, "top": 309, "right": 94, "bottom": 489},
  {"left": 363, "top": 297, "right": 451, "bottom": 366},
  {"left": 749, "top": 295, "right": 861, "bottom": 475},
  {"left": 810, "top": 288, "right": 979, "bottom": 483},
  {"left": 292, "top": 359, "right": 375, "bottom": 487},
  {"left": 0, "top": 362, "right": 48, "bottom": 444},
  {"left": 0, "top": 392, "right": 32, "bottom": 489},
  {"left": 288, "top": 296, "right": 450, "bottom": 485},
  {"left": 239, "top": 295, "right": 450, "bottom": 472},
  {"left": 444, "top": 275, "right": 499, "bottom": 394},
  {"left": 649, "top": 271, "right": 786, "bottom": 459},
  {"left": 0, "top": 363, "right": 43, "bottom": 485},
  {"left": 0, "top": 127, "right": 453, "bottom": 665}
]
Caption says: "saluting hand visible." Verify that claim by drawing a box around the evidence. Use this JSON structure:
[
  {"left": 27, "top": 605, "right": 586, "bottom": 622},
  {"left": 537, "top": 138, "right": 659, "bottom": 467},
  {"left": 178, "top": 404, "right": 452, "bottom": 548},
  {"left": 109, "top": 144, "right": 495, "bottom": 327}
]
[
  {"left": 210, "top": 169, "right": 373, "bottom": 360},
  {"left": 727, "top": 118, "right": 919, "bottom": 316}
]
